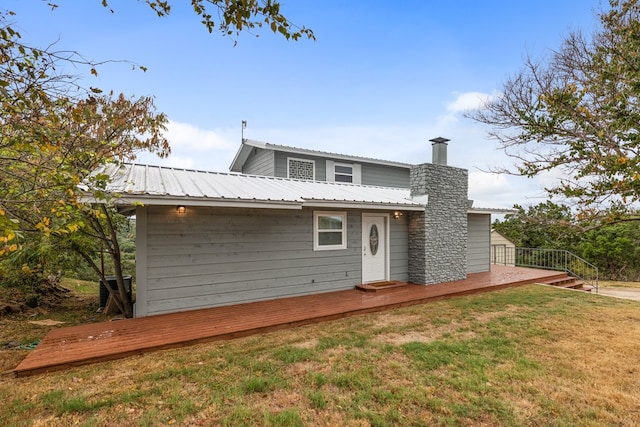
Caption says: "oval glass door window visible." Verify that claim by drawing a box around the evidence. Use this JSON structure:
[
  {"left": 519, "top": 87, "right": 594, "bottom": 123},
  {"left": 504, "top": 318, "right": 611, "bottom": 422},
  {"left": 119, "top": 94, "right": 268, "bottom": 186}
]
[{"left": 369, "top": 224, "right": 379, "bottom": 255}]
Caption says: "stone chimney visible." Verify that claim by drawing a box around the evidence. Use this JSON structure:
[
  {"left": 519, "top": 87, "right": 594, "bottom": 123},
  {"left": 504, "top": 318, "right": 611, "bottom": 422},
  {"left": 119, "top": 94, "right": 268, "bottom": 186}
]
[
  {"left": 430, "top": 136, "right": 449, "bottom": 166},
  {"left": 409, "top": 136, "right": 468, "bottom": 285}
]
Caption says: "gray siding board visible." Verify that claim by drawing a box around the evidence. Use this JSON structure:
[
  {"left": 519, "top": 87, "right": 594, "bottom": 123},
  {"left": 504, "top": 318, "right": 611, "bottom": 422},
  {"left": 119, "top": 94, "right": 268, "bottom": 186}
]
[
  {"left": 139, "top": 205, "right": 410, "bottom": 316},
  {"left": 134, "top": 206, "right": 149, "bottom": 317},
  {"left": 274, "top": 151, "right": 326, "bottom": 180},
  {"left": 272, "top": 150, "right": 409, "bottom": 187},
  {"left": 242, "top": 148, "right": 274, "bottom": 176},
  {"left": 148, "top": 264, "right": 361, "bottom": 295},
  {"left": 148, "top": 258, "right": 361, "bottom": 281},
  {"left": 361, "top": 163, "right": 410, "bottom": 188},
  {"left": 148, "top": 252, "right": 352, "bottom": 269},
  {"left": 389, "top": 214, "right": 409, "bottom": 281},
  {"left": 467, "top": 213, "right": 491, "bottom": 273},
  {"left": 148, "top": 275, "right": 357, "bottom": 313},
  {"left": 141, "top": 206, "right": 364, "bottom": 316}
]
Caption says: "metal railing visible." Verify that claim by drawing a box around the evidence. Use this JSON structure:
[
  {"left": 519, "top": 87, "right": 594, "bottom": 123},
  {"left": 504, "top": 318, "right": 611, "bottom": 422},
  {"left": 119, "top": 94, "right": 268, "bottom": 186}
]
[{"left": 491, "top": 246, "right": 599, "bottom": 293}]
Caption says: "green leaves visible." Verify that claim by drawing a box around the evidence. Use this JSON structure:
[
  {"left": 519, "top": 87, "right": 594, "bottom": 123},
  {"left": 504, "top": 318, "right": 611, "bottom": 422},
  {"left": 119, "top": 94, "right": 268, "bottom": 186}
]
[
  {"left": 469, "top": 0, "right": 640, "bottom": 221},
  {"left": 0, "top": 8, "right": 170, "bottom": 317}
]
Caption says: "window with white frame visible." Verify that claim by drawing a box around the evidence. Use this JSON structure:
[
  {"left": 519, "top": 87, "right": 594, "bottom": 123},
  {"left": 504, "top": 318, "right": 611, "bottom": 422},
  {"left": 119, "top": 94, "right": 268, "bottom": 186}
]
[
  {"left": 313, "top": 211, "right": 347, "bottom": 250},
  {"left": 288, "top": 157, "right": 315, "bottom": 180},
  {"left": 326, "top": 160, "right": 361, "bottom": 184},
  {"left": 334, "top": 163, "right": 353, "bottom": 183}
]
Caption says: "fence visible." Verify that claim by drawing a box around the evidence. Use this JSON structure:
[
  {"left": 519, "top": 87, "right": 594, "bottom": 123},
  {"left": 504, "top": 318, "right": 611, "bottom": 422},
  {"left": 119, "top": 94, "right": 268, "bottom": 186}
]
[{"left": 491, "top": 246, "right": 599, "bottom": 293}]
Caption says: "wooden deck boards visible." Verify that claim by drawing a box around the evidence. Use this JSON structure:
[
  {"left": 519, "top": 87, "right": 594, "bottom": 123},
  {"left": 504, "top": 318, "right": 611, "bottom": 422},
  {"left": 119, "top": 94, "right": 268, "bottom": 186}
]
[{"left": 13, "top": 266, "right": 564, "bottom": 377}]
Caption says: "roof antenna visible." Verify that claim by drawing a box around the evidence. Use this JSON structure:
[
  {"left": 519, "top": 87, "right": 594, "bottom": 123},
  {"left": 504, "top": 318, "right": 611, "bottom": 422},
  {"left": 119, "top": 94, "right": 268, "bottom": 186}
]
[{"left": 241, "top": 120, "right": 247, "bottom": 142}]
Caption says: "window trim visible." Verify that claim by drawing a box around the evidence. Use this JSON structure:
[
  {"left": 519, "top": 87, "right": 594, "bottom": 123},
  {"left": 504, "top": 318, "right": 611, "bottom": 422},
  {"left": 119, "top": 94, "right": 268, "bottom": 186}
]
[
  {"left": 333, "top": 162, "right": 354, "bottom": 183},
  {"left": 326, "top": 160, "right": 361, "bottom": 184},
  {"left": 313, "top": 211, "right": 347, "bottom": 251},
  {"left": 287, "top": 157, "right": 315, "bottom": 180}
]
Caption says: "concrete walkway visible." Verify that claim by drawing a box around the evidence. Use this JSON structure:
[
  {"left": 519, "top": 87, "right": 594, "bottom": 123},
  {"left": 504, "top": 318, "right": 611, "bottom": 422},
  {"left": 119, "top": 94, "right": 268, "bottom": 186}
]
[{"left": 597, "top": 287, "right": 640, "bottom": 301}]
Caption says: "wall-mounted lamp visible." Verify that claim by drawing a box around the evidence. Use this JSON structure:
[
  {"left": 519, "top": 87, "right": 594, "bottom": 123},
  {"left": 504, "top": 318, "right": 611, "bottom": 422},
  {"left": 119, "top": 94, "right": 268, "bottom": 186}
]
[
  {"left": 393, "top": 211, "right": 403, "bottom": 220},
  {"left": 176, "top": 205, "right": 187, "bottom": 214}
]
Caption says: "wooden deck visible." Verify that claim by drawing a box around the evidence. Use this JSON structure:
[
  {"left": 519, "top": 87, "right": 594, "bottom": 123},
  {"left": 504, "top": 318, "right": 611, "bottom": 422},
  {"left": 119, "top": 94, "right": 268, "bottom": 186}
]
[{"left": 13, "top": 266, "right": 565, "bottom": 377}]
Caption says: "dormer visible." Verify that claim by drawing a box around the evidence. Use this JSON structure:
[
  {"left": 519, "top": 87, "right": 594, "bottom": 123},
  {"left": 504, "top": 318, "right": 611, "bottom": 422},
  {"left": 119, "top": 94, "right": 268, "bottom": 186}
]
[{"left": 229, "top": 139, "right": 410, "bottom": 188}]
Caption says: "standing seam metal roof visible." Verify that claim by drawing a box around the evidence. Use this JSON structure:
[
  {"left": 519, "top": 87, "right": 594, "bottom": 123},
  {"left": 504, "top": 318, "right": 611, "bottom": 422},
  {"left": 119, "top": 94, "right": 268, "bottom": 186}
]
[{"left": 94, "top": 163, "right": 424, "bottom": 209}]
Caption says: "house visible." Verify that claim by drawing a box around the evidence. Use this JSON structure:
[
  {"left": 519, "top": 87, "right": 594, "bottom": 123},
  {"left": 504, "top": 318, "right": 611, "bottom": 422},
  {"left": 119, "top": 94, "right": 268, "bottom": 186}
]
[
  {"left": 96, "top": 138, "right": 505, "bottom": 317},
  {"left": 491, "top": 229, "right": 516, "bottom": 265}
]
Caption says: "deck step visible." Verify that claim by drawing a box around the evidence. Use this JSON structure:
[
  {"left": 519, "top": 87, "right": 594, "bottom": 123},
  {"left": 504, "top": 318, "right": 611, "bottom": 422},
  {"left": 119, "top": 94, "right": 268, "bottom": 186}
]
[
  {"left": 540, "top": 276, "right": 589, "bottom": 291},
  {"left": 356, "top": 281, "right": 408, "bottom": 292}
]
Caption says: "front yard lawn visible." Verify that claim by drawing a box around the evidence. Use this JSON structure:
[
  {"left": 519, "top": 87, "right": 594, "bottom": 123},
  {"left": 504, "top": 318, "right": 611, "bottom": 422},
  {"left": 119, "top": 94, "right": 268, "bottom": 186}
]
[{"left": 1, "top": 284, "right": 639, "bottom": 426}]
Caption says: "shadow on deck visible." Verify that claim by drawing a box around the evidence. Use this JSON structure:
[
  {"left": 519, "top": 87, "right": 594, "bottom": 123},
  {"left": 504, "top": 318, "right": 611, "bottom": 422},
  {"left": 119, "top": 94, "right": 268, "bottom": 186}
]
[{"left": 13, "top": 266, "right": 565, "bottom": 377}]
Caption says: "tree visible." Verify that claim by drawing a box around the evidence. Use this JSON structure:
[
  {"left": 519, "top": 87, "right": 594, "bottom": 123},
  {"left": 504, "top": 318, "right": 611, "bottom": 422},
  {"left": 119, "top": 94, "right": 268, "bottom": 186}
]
[
  {"left": 578, "top": 221, "right": 640, "bottom": 280},
  {"left": 493, "top": 201, "right": 581, "bottom": 249},
  {"left": 469, "top": 0, "right": 640, "bottom": 222},
  {"left": 126, "top": 0, "right": 315, "bottom": 41},
  {"left": 0, "top": 23, "right": 170, "bottom": 315},
  {"left": 494, "top": 202, "right": 640, "bottom": 280},
  {"left": 1, "top": 1, "right": 313, "bottom": 316}
]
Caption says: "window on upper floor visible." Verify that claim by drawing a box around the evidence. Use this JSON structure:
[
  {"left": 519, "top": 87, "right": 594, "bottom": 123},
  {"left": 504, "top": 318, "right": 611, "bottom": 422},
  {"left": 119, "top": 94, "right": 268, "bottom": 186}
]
[
  {"left": 287, "top": 157, "right": 315, "bottom": 180},
  {"left": 334, "top": 164, "right": 353, "bottom": 183},
  {"left": 326, "top": 160, "right": 361, "bottom": 184}
]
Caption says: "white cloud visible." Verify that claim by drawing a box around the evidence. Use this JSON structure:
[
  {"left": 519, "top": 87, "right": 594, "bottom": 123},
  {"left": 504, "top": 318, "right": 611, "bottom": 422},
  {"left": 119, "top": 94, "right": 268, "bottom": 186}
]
[
  {"left": 134, "top": 121, "right": 240, "bottom": 172},
  {"left": 468, "top": 171, "right": 510, "bottom": 197},
  {"left": 447, "top": 91, "right": 496, "bottom": 113},
  {"left": 165, "top": 121, "right": 236, "bottom": 151},
  {"left": 434, "top": 91, "right": 497, "bottom": 130}
]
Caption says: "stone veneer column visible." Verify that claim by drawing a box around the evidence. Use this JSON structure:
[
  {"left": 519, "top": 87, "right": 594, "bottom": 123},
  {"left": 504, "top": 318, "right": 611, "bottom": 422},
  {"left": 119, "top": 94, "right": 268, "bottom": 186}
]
[{"left": 408, "top": 163, "right": 468, "bottom": 285}]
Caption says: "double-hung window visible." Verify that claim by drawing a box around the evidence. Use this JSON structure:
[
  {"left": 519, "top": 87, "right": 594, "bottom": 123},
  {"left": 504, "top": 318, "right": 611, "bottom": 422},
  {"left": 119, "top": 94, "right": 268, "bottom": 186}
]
[
  {"left": 313, "top": 211, "right": 347, "bottom": 251},
  {"left": 325, "top": 160, "right": 361, "bottom": 184},
  {"left": 334, "top": 164, "right": 353, "bottom": 183}
]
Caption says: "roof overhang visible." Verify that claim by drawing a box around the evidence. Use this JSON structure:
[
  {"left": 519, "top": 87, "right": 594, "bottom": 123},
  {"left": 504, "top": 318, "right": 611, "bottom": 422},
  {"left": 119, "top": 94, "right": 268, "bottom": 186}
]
[
  {"left": 83, "top": 194, "right": 426, "bottom": 211},
  {"left": 229, "top": 139, "right": 267, "bottom": 172},
  {"left": 86, "top": 195, "right": 304, "bottom": 210},
  {"left": 302, "top": 201, "right": 425, "bottom": 211},
  {"left": 467, "top": 208, "right": 517, "bottom": 215}
]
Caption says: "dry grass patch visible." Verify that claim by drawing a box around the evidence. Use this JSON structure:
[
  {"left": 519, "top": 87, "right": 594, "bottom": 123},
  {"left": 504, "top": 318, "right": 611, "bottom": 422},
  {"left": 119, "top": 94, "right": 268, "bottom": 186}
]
[
  {"left": 526, "top": 302, "right": 640, "bottom": 425},
  {"left": 599, "top": 280, "right": 640, "bottom": 289}
]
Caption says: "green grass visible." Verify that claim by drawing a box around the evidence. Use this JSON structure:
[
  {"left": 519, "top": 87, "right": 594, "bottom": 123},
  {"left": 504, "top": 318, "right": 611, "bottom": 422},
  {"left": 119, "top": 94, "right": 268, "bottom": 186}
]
[
  {"left": 2, "top": 285, "right": 640, "bottom": 426},
  {"left": 59, "top": 277, "right": 98, "bottom": 295}
]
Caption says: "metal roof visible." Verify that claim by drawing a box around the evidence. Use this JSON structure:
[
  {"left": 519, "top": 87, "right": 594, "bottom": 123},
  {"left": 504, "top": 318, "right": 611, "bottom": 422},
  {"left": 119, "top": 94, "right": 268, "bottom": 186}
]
[
  {"left": 92, "top": 163, "right": 425, "bottom": 211},
  {"left": 229, "top": 139, "right": 412, "bottom": 172}
]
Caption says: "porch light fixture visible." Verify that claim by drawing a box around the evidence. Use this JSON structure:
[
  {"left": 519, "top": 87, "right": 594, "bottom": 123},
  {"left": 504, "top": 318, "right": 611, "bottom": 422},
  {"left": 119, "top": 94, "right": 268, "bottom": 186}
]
[
  {"left": 176, "top": 205, "right": 187, "bottom": 214},
  {"left": 393, "top": 211, "right": 403, "bottom": 219}
]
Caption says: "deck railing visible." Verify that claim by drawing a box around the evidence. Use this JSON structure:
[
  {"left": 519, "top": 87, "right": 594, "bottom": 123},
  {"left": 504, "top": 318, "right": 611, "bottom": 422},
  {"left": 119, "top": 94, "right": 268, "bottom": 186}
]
[{"left": 491, "top": 246, "right": 599, "bottom": 293}]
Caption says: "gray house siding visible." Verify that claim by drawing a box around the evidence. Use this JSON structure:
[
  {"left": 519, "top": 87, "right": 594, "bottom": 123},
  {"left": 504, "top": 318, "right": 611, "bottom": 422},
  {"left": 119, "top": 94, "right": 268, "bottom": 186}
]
[
  {"left": 271, "top": 150, "right": 409, "bottom": 187},
  {"left": 136, "top": 205, "right": 409, "bottom": 316},
  {"left": 390, "top": 214, "right": 409, "bottom": 281},
  {"left": 274, "top": 151, "right": 327, "bottom": 180},
  {"left": 361, "top": 163, "right": 409, "bottom": 188},
  {"left": 242, "top": 148, "right": 274, "bottom": 176},
  {"left": 467, "top": 213, "right": 491, "bottom": 273}
]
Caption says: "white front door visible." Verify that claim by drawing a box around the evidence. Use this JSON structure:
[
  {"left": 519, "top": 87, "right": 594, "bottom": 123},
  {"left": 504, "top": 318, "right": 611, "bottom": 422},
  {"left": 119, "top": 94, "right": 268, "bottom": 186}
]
[{"left": 362, "top": 214, "right": 389, "bottom": 283}]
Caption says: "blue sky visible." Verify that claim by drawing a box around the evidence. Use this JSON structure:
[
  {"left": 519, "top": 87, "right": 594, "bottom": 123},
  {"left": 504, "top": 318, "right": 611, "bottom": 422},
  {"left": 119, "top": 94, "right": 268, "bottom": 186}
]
[{"left": 8, "top": 0, "right": 603, "bottom": 207}]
